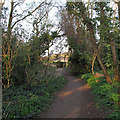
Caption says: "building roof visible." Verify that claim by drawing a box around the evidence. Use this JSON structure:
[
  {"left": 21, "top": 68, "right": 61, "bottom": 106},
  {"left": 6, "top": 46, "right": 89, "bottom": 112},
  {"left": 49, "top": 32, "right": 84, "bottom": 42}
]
[{"left": 53, "top": 57, "right": 69, "bottom": 63}]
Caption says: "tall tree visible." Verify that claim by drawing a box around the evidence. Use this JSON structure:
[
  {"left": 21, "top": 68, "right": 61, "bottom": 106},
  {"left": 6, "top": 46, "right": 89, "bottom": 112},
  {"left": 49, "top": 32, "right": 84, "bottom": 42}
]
[
  {"left": 60, "top": 1, "right": 120, "bottom": 83},
  {"left": 98, "top": 2, "right": 120, "bottom": 81},
  {"left": 2, "top": 0, "right": 52, "bottom": 88}
]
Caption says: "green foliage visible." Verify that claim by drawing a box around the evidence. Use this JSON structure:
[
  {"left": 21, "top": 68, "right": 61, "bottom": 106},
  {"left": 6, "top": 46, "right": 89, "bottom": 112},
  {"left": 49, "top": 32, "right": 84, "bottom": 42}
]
[
  {"left": 65, "top": 1, "right": 119, "bottom": 76},
  {"left": 69, "top": 51, "right": 91, "bottom": 75},
  {"left": 29, "top": 34, "right": 48, "bottom": 65},
  {"left": 81, "top": 73, "right": 92, "bottom": 80},
  {"left": 81, "top": 72, "right": 120, "bottom": 118},
  {"left": 107, "top": 110, "right": 120, "bottom": 118},
  {"left": 10, "top": 44, "right": 30, "bottom": 86},
  {"left": 10, "top": 28, "right": 58, "bottom": 86},
  {"left": 3, "top": 64, "right": 66, "bottom": 118}
]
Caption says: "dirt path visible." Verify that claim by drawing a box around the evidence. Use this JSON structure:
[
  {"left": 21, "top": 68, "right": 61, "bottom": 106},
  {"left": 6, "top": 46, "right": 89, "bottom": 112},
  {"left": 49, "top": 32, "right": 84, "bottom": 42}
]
[{"left": 40, "top": 69, "right": 104, "bottom": 118}]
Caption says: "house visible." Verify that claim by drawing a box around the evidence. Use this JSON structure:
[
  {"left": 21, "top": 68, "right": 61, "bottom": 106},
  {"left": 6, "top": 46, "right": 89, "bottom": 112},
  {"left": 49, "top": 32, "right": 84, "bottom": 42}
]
[{"left": 53, "top": 56, "right": 69, "bottom": 68}]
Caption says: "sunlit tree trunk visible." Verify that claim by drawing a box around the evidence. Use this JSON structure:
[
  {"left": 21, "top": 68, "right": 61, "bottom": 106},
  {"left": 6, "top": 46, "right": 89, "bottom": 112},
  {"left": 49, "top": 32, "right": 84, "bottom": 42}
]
[
  {"left": 79, "top": 2, "right": 112, "bottom": 83},
  {"left": 92, "top": 52, "right": 96, "bottom": 75},
  {"left": 6, "top": 0, "right": 14, "bottom": 88},
  {"left": 48, "top": 43, "right": 50, "bottom": 63}
]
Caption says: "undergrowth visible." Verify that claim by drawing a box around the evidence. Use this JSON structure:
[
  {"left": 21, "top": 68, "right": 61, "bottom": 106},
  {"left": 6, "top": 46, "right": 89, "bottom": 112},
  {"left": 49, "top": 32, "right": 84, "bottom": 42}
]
[
  {"left": 81, "top": 72, "right": 120, "bottom": 119},
  {"left": 2, "top": 64, "right": 66, "bottom": 118}
]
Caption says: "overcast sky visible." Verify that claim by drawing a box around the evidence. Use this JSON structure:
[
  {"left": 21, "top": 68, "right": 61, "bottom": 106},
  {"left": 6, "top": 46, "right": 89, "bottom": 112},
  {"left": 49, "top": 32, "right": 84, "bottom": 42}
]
[
  {"left": 3, "top": 0, "right": 68, "bottom": 55},
  {"left": 3, "top": 0, "right": 118, "bottom": 56}
]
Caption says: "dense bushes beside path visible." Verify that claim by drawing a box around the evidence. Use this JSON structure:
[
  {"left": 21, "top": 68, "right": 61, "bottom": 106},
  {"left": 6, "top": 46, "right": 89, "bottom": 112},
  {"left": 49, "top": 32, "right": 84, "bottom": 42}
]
[
  {"left": 2, "top": 64, "right": 66, "bottom": 118},
  {"left": 81, "top": 71, "right": 120, "bottom": 119}
]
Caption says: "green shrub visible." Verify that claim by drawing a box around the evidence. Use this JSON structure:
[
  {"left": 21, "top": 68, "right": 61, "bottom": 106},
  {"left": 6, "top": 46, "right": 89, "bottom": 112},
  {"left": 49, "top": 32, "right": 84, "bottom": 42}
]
[
  {"left": 81, "top": 73, "right": 93, "bottom": 80},
  {"left": 69, "top": 52, "right": 91, "bottom": 75},
  {"left": 2, "top": 64, "right": 66, "bottom": 118},
  {"left": 81, "top": 72, "right": 120, "bottom": 118},
  {"left": 10, "top": 48, "right": 30, "bottom": 86}
]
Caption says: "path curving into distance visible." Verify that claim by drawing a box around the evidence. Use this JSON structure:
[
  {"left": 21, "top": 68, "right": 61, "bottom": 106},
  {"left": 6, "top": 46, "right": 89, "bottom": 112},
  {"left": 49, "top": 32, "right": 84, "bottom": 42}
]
[{"left": 39, "top": 68, "right": 105, "bottom": 118}]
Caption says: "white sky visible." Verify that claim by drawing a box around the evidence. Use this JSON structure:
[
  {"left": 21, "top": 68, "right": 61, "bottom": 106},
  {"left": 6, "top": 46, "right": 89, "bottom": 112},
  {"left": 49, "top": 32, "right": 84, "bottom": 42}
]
[{"left": 46, "top": 0, "right": 68, "bottom": 55}]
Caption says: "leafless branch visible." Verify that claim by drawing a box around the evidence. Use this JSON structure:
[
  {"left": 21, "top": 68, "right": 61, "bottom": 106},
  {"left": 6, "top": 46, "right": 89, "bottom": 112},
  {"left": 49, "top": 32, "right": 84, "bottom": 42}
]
[
  {"left": 11, "top": 2, "right": 51, "bottom": 29},
  {"left": 13, "top": 0, "right": 25, "bottom": 8}
]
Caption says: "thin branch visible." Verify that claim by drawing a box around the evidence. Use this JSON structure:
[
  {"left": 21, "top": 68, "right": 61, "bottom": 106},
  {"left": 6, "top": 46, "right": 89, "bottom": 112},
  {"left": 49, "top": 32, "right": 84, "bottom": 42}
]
[
  {"left": 2, "top": 0, "right": 5, "bottom": 7},
  {"left": 11, "top": 2, "right": 50, "bottom": 29},
  {"left": 0, "top": 80, "right": 6, "bottom": 88},
  {"left": 13, "top": 1, "right": 25, "bottom": 8}
]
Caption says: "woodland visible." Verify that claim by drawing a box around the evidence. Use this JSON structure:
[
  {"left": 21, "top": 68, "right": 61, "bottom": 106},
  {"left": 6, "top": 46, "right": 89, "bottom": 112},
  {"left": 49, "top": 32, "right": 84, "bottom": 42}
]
[{"left": 1, "top": 0, "right": 120, "bottom": 119}]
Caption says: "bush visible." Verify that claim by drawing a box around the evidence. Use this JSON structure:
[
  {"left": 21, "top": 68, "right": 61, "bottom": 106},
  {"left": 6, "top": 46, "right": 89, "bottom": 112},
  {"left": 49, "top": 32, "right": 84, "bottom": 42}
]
[
  {"left": 81, "top": 72, "right": 120, "bottom": 118},
  {"left": 2, "top": 64, "right": 66, "bottom": 118},
  {"left": 10, "top": 47, "right": 30, "bottom": 86}
]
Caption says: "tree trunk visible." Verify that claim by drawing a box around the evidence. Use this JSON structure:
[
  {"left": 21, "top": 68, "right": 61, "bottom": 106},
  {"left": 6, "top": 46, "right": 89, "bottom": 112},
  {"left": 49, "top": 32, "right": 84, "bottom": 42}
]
[
  {"left": 118, "top": 2, "right": 120, "bottom": 27},
  {"left": 6, "top": 0, "right": 14, "bottom": 88},
  {"left": 92, "top": 52, "right": 96, "bottom": 75},
  {"left": 48, "top": 43, "right": 50, "bottom": 63},
  {"left": 110, "top": 37, "right": 120, "bottom": 81},
  {"left": 79, "top": 2, "right": 112, "bottom": 83},
  {"left": 0, "top": 1, "right": 2, "bottom": 93},
  {"left": 89, "top": 29, "right": 112, "bottom": 84}
]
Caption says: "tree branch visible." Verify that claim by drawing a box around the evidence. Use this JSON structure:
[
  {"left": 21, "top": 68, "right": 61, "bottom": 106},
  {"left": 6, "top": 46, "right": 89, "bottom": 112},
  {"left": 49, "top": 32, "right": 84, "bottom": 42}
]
[{"left": 11, "top": 2, "right": 50, "bottom": 29}]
